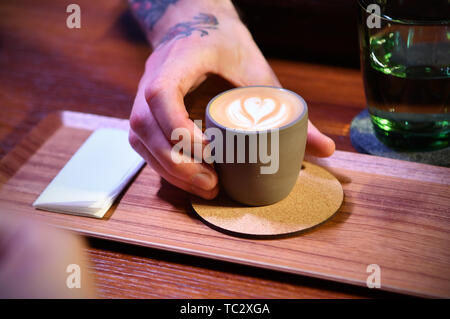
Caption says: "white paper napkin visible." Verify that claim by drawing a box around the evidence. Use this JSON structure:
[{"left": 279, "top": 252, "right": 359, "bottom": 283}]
[{"left": 33, "top": 128, "right": 145, "bottom": 218}]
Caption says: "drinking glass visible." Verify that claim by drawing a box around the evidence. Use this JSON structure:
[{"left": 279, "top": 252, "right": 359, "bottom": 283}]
[{"left": 358, "top": 0, "right": 449, "bottom": 150}]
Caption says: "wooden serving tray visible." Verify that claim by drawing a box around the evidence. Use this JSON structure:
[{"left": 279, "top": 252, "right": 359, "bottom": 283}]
[{"left": 0, "top": 111, "right": 449, "bottom": 298}]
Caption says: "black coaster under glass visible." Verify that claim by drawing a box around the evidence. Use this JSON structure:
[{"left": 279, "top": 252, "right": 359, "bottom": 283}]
[{"left": 350, "top": 109, "right": 450, "bottom": 167}]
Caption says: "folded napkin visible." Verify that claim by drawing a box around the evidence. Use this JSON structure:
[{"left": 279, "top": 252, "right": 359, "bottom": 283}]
[{"left": 33, "top": 128, "right": 145, "bottom": 218}]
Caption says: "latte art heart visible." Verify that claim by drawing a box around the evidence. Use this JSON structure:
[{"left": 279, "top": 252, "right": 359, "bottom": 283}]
[
  {"left": 208, "top": 87, "right": 304, "bottom": 131},
  {"left": 225, "top": 97, "right": 289, "bottom": 130},
  {"left": 243, "top": 97, "right": 276, "bottom": 124}
]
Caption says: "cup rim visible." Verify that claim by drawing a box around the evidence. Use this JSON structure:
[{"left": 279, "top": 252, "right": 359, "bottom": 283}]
[
  {"left": 358, "top": 0, "right": 450, "bottom": 25},
  {"left": 206, "top": 85, "right": 308, "bottom": 135}
]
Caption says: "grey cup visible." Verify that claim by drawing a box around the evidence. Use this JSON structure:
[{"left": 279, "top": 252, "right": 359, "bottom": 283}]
[{"left": 205, "top": 86, "right": 308, "bottom": 206}]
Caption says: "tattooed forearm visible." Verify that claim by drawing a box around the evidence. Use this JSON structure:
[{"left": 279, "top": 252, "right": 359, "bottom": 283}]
[
  {"left": 159, "top": 13, "right": 218, "bottom": 45},
  {"left": 129, "top": 0, "right": 179, "bottom": 31}
]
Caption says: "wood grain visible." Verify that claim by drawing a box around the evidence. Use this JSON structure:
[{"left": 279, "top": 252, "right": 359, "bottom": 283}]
[
  {"left": 0, "top": 111, "right": 449, "bottom": 298},
  {"left": 86, "top": 237, "right": 402, "bottom": 299}
]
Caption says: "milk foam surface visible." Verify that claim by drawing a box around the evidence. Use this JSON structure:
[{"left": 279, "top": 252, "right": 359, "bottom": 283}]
[{"left": 209, "top": 87, "right": 304, "bottom": 131}]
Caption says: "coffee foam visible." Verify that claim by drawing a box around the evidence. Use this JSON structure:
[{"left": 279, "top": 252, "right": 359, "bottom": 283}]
[{"left": 209, "top": 87, "right": 304, "bottom": 131}]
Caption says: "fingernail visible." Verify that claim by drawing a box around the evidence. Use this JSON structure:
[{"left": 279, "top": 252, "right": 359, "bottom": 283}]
[{"left": 191, "top": 172, "right": 215, "bottom": 191}]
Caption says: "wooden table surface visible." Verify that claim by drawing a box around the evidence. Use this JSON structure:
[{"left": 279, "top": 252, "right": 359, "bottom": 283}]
[{"left": 0, "top": 0, "right": 408, "bottom": 298}]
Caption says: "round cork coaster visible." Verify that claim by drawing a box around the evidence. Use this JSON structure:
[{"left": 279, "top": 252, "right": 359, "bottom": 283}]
[{"left": 191, "top": 162, "right": 344, "bottom": 238}]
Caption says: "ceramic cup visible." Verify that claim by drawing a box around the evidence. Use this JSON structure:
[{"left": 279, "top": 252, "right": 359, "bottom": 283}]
[{"left": 205, "top": 86, "right": 308, "bottom": 206}]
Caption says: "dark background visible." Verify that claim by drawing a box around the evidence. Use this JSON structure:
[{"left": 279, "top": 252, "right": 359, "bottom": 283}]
[{"left": 233, "top": 0, "right": 360, "bottom": 68}]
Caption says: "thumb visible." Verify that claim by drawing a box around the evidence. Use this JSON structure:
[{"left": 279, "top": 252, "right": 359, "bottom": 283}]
[{"left": 306, "top": 120, "right": 336, "bottom": 157}]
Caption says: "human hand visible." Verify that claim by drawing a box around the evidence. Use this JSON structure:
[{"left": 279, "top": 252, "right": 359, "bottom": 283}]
[{"left": 128, "top": 5, "right": 335, "bottom": 200}]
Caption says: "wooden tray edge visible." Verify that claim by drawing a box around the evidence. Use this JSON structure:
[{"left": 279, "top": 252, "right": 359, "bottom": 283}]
[{"left": 0, "top": 111, "right": 130, "bottom": 184}]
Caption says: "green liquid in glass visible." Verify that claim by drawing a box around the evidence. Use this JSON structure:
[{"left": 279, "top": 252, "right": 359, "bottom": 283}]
[{"left": 362, "top": 27, "right": 450, "bottom": 150}]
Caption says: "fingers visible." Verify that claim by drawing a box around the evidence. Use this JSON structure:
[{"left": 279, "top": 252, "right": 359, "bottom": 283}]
[
  {"left": 142, "top": 49, "right": 213, "bottom": 156},
  {"left": 305, "top": 120, "right": 336, "bottom": 157},
  {"left": 130, "top": 47, "right": 221, "bottom": 199},
  {"left": 129, "top": 130, "right": 219, "bottom": 200},
  {"left": 145, "top": 86, "right": 207, "bottom": 148},
  {"left": 129, "top": 90, "right": 218, "bottom": 199}
]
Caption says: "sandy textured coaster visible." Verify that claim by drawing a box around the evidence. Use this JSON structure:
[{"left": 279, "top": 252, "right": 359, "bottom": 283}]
[{"left": 191, "top": 162, "right": 344, "bottom": 238}]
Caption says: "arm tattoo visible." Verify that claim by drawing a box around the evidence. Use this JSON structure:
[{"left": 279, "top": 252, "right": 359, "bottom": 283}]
[
  {"left": 159, "top": 13, "right": 218, "bottom": 45},
  {"left": 129, "top": 0, "right": 179, "bottom": 31}
]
